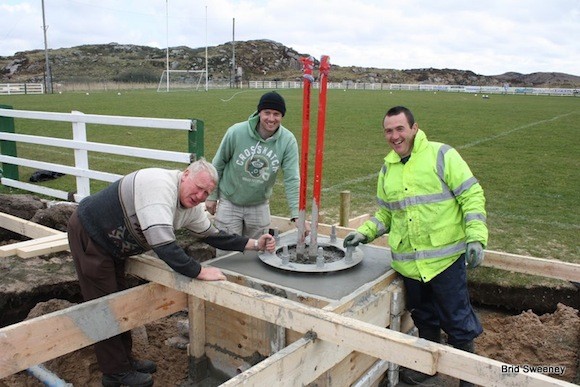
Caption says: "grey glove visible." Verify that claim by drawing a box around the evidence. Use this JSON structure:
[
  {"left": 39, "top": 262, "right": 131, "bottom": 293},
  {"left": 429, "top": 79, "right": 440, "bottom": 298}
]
[
  {"left": 466, "top": 241, "right": 484, "bottom": 268},
  {"left": 343, "top": 232, "right": 367, "bottom": 248}
]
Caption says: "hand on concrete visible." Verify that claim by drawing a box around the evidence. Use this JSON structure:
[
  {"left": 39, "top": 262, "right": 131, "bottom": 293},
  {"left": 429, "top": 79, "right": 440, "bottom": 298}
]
[
  {"left": 466, "top": 241, "right": 484, "bottom": 269},
  {"left": 343, "top": 232, "right": 366, "bottom": 248},
  {"left": 258, "top": 234, "right": 276, "bottom": 253},
  {"left": 197, "top": 266, "right": 226, "bottom": 281},
  {"left": 205, "top": 200, "right": 217, "bottom": 215}
]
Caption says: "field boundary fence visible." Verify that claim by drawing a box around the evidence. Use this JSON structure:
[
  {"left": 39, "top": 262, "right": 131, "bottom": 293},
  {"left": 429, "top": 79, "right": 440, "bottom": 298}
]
[
  {"left": 0, "top": 105, "right": 204, "bottom": 202},
  {"left": 0, "top": 83, "right": 44, "bottom": 95},
  {"left": 248, "top": 80, "right": 579, "bottom": 96},
  {"left": 2, "top": 81, "right": 578, "bottom": 96}
]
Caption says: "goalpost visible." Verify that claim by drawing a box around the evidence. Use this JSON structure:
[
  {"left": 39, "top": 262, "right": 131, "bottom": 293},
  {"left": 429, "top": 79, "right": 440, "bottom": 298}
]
[{"left": 157, "top": 70, "right": 207, "bottom": 92}]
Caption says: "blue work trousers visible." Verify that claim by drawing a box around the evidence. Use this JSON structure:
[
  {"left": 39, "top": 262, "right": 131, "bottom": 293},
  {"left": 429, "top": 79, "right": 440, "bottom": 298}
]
[{"left": 402, "top": 254, "right": 482, "bottom": 346}]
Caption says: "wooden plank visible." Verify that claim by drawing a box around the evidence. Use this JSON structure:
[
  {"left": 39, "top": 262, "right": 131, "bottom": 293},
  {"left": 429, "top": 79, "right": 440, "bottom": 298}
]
[
  {"left": 348, "top": 214, "right": 371, "bottom": 228},
  {"left": 125, "top": 254, "right": 573, "bottom": 387},
  {"left": 188, "top": 295, "right": 206, "bottom": 359},
  {"left": 0, "top": 212, "right": 63, "bottom": 238},
  {"left": 321, "top": 351, "right": 378, "bottom": 387},
  {"left": 206, "top": 303, "right": 270, "bottom": 359},
  {"left": 483, "top": 250, "right": 580, "bottom": 282},
  {"left": 17, "top": 237, "right": 69, "bottom": 258},
  {"left": 0, "top": 233, "right": 67, "bottom": 257},
  {"left": 0, "top": 282, "right": 187, "bottom": 379}
]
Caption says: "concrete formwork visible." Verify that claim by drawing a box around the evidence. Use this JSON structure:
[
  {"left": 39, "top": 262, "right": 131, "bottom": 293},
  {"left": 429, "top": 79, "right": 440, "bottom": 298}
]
[{"left": 0, "top": 213, "right": 577, "bottom": 386}]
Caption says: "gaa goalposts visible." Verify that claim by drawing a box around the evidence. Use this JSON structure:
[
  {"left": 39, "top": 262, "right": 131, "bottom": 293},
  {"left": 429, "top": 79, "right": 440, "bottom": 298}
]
[{"left": 157, "top": 70, "right": 207, "bottom": 92}]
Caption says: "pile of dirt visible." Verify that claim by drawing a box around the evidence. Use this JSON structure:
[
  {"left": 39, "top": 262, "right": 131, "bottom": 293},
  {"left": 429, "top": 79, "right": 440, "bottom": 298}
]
[{"left": 476, "top": 304, "right": 579, "bottom": 383}]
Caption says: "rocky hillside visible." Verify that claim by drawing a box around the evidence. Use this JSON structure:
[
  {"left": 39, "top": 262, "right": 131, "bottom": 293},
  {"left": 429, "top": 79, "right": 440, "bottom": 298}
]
[{"left": 2, "top": 39, "right": 579, "bottom": 88}]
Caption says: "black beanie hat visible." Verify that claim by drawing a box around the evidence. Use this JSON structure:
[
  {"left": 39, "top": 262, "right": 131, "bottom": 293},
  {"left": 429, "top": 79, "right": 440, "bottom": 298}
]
[{"left": 257, "top": 91, "right": 286, "bottom": 116}]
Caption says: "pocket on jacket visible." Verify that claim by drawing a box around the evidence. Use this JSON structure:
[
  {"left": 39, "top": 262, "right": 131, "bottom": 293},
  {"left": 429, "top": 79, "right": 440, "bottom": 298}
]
[
  {"left": 429, "top": 224, "right": 465, "bottom": 247},
  {"left": 388, "top": 231, "right": 402, "bottom": 250}
]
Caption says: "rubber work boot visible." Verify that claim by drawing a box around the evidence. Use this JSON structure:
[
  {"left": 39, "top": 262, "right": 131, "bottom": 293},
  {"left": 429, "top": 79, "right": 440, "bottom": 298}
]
[
  {"left": 101, "top": 370, "right": 154, "bottom": 387},
  {"left": 455, "top": 340, "right": 475, "bottom": 387},
  {"left": 400, "top": 326, "right": 441, "bottom": 385},
  {"left": 130, "top": 358, "right": 157, "bottom": 374}
]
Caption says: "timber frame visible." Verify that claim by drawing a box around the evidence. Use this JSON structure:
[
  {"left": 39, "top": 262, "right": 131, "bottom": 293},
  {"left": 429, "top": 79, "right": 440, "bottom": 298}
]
[{"left": 0, "top": 212, "right": 578, "bottom": 386}]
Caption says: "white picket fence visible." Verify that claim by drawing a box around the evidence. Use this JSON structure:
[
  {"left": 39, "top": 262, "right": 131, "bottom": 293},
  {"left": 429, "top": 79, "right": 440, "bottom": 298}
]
[
  {"left": 0, "top": 83, "right": 44, "bottom": 95},
  {"left": 2, "top": 81, "right": 577, "bottom": 96},
  {"left": 0, "top": 108, "right": 196, "bottom": 202},
  {"left": 249, "top": 80, "right": 579, "bottom": 96}
]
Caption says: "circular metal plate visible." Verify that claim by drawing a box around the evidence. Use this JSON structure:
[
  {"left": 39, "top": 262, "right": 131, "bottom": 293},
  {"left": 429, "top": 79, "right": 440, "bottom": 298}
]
[{"left": 258, "top": 240, "right": 364, "bottom": 273}]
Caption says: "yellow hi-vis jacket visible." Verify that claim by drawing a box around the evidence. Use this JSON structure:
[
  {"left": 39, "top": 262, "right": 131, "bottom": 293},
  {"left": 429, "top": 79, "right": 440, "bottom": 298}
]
[{"left": 357, "top": 129, "right": 488, "bottom": 282}]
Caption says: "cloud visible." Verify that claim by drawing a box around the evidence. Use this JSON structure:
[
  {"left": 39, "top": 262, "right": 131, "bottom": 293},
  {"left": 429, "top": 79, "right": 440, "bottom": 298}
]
[{"left": 1, "top": 0, "right": 578, "bottom": 76}]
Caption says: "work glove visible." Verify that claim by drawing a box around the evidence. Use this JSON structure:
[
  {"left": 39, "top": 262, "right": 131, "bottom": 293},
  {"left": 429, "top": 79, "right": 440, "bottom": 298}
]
[
  {"left": 343, "top": 232, "right": 367, "bottom": 248},
  {"left": 466, "top": 241, "right": 484, "bottom": 269}
]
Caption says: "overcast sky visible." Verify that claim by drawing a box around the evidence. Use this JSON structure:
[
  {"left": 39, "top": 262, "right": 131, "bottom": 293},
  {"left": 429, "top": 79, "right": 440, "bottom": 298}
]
[{"left": 1, "top": 0, "right": 579, "bottom": 76}]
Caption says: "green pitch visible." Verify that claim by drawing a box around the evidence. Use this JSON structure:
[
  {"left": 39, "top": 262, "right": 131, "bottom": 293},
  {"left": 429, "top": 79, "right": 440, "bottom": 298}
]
[{"left": 1, "top": 88, "right": 578, "bottom": 269}]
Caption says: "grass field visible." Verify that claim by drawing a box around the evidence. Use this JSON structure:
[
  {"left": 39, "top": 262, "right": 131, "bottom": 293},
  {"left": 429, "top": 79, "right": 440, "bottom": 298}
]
[{"left": 1, "top": 88, "right": 578, "bottom": 272}]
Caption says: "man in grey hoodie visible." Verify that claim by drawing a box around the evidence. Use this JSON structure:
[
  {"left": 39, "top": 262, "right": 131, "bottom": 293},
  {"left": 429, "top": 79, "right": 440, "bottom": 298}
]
[{"left": 206, "top": 91, "right": 306, "bottom": 238}]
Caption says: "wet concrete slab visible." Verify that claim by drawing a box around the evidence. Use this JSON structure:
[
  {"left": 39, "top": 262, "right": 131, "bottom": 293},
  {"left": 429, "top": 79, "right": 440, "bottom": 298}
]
[{"left": 209, "top": 230, "right": 393, "bottom": 300}]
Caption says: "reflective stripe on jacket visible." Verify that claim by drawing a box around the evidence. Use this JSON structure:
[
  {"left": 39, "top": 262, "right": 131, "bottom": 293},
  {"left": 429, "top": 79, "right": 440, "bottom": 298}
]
[{"left": 358, "top": 129, "right": 488, "bottom": 282}]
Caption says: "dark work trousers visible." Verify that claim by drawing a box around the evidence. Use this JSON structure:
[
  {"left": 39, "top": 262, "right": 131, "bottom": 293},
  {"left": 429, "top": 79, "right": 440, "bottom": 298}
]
[
  {"left": 402, "top": 254, "right": 483, "bottom": 346},
  {"left": 67, "top": 210, "right": 133, "bottom": 375}
]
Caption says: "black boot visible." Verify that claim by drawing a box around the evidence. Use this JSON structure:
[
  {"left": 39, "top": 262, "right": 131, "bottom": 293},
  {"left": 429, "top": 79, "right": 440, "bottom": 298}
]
[
  {"left": 400, "top": 326, "right": 441, "bottom": 385},
  {"left": 455, "top": 341, "right": 475, "bottom": 387},
  {"left": 130, "top": 358, "right": 157, "bottom": 374}
]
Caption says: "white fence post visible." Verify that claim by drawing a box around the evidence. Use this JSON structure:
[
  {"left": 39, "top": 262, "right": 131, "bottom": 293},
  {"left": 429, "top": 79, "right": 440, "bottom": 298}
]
[{"left": 71, "top": 111, "right": 91, "bottom": 200}]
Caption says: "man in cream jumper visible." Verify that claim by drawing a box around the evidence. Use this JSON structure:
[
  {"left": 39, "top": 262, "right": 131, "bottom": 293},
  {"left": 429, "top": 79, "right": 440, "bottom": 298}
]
[{"left": 67, "top": 158, "right": 275, "bottom": 387}]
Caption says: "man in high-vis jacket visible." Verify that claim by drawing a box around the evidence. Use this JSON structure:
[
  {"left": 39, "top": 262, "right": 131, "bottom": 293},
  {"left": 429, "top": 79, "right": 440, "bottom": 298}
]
[{"left": 344, "top": 106, "right": 487, "bottom": 387}]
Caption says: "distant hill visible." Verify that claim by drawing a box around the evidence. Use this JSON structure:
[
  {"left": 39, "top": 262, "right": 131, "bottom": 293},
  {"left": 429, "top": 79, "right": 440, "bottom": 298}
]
[{"left": 1, "top": 39, "right": 579, "bottom": 88}]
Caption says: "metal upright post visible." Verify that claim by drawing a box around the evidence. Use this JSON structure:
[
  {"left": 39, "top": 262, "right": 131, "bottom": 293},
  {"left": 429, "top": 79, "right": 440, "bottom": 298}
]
[
  {"left": 296, "top": 56, "right": 314, "bottom": 259},
  {"left": 41, "top": 0, "right": 53, "bottom": 94},
  {"left": 308, "top": 55, "right": 330, "bottom": 257}
]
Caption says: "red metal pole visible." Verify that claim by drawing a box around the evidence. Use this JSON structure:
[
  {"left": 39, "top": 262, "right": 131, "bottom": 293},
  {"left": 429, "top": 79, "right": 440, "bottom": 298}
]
[
  {"left": 309, "top": 55, "right": 330, "bottom": 257},
  {"left": 296, "top": 56, "right": 314, "bottom": 258}
]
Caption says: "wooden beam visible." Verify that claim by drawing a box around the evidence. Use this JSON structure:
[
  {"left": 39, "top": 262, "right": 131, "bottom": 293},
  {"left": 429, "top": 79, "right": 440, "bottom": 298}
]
[
  {"left": 188, "top": 295, "right": 205, "bottom": 358},
  {"left": 0, "top": 212, "right": 63, "bottom": 238},
  {"left": 0, "top": 233, "right": 67, "bottom": 258},
  {"left": 0, "top": 282, "right": 187, "bottom": 379},
  {"left": 16, "top": 237, "right": 69, "bottom": 258},
  {"left": 125, "top": 255, "right": 571, "bottom": 386},
  {"left": 482, "top": 250, "right": 580, "bottom": 282}
]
